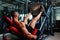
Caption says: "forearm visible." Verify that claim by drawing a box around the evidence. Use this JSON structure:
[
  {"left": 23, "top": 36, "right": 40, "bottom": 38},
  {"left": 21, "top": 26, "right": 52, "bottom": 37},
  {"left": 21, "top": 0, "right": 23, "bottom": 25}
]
[{"left": 34, "top": 12, "right": 43, "bottom": 21}]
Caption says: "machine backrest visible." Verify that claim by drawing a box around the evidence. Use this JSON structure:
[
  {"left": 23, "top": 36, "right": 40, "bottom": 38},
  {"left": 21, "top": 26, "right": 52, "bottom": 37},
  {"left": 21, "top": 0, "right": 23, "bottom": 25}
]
[{"left": 3, "top": 16, "right": 12, "bottom": 25}]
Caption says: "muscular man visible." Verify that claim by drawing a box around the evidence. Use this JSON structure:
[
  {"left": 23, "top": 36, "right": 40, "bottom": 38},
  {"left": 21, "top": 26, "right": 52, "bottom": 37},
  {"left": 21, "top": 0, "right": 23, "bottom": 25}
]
[{"left": 11, "top": 4, "right": 44, "bottom": 40}]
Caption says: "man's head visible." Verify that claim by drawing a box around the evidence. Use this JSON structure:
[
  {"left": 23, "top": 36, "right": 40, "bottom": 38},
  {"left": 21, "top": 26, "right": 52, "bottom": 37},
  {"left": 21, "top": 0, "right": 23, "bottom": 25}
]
[{"left": 11, "top": 10, "right": 19, "bottom": 18}]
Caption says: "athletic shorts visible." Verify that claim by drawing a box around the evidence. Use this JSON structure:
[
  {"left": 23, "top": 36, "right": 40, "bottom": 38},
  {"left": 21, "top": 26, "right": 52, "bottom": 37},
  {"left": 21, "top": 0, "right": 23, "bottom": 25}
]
[{"left": 26, "top": 24, "right": 34, "bottom": 33}]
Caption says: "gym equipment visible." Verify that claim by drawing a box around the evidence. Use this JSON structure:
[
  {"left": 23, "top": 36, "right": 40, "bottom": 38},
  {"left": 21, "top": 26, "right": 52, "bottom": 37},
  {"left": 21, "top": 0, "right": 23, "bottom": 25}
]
[
  {"left": 36, "top": 6, "right": 53, "bottom": 40},
  {"left": 35, "top": 0, "right": 54, "bottom": 40},
  {"left": 3, "top": 16, "right": 38, "bottom": 40}
]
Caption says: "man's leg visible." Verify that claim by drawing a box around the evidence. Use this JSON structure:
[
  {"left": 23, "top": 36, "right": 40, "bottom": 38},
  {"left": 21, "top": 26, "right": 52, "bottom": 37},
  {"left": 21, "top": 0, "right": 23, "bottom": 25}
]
[
  {"left": 29, "top": 12, "right": 43, "bottom": 29},
  {"left": 29, "top": 6, "right": 44, "bottom": 29},
  {"left": 23, "top": 12, "right": 32, "bottom": 24}
]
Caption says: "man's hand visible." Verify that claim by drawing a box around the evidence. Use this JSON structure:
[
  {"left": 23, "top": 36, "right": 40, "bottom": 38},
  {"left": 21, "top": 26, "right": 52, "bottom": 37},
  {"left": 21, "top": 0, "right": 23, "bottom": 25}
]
[{"left": 40, "top": 6, "right": 44, "bottom": 12}]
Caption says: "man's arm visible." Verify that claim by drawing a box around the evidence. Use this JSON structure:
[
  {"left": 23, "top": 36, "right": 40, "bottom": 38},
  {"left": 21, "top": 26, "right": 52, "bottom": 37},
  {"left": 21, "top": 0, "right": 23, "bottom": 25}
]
[
  {"left": 23, "top": 12, "right": 32, "bottom": 24},
  {"left": 15, "top": 20, "right": 37, "bottom": 40}
]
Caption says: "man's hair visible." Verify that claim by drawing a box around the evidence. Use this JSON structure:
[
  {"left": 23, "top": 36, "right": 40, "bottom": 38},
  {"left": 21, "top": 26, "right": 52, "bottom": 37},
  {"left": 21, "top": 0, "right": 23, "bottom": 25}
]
[{"left": 11, "top": 10, "right": 18, "bottom": 17}]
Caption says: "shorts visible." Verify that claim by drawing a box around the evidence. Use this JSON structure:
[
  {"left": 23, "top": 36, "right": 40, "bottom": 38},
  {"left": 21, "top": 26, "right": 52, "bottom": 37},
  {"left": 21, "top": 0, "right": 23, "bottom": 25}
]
[{"left": 26, "top": 24, "right": 34, "bottom": 33}]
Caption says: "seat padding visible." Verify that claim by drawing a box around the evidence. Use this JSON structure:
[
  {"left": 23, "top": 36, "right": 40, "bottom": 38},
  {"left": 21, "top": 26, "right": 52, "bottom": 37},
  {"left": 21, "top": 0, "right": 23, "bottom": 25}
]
[{"left": 3, "top": 16, "right": 12, "bottom": 24}]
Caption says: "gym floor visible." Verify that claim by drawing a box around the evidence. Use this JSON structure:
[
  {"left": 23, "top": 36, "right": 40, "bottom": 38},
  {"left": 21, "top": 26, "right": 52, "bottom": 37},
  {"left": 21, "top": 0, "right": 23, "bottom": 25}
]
[
  {"left": 0, "top": 32, "right": 60, "bottom": 40},
  {"left": 45, "top": 32, "right": 60, "bottom": 40}
]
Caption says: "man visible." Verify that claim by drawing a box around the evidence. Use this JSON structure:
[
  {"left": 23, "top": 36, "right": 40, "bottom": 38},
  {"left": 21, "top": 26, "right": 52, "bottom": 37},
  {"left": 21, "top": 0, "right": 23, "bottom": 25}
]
[{"left": 11, "top": 4, "right": 44, "bottom": 40}]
